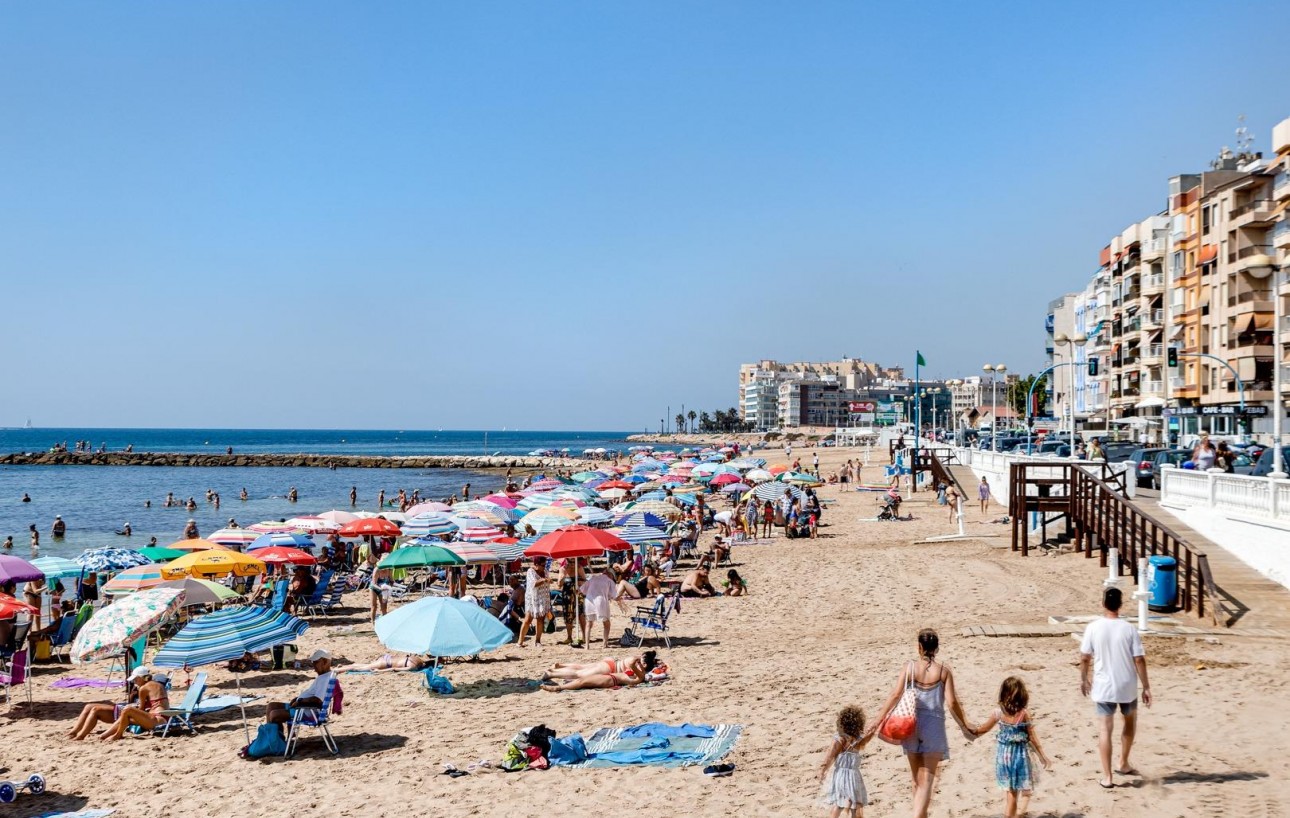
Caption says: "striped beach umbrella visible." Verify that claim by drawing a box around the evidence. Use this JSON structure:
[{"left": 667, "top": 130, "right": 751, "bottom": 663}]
[
  {"left": 317, "top": 509, "right": 359, "bottom": 526},
  {"left": 526, "top": 479, "right": 564, "bottom": 492},
  {"left": 247, "top": 521, "right": 297, "bottom": 534},
  {"left": 609, "top": 525, "right": 668, "bottom": 544},
  {"left": 613, "top": 511, "right": 667, "bottom": 528},
  {"left": 576, "top": 507, "right": 614, "bottom": 526},
  {"left": 519, "top": 513, "right": 577, "bottom": 536},
  {"left": 745, "top": 469, "right": 774, "bottom": 484},
  {"left": 168, "top": 538, "right": 232, "bottom": 553},
  {"left": 72, "top": 587, "right": 186, "bottom": 664},
  {"left": 456, "top": 522, "right": 505, "bottom": 542},
  {"left": 455, "top": 501, "right": 521, "bottom": 526},
  {"left": 30, "top": 556, "right": 84, "bottom": 580},
  {"left": 443, "top": 541, "right": 504, "bottom": 563},
  {"left": 749, "top": 482, "right": 805, "bottom": 503},
  {"left": 76, "top": 547, "right": 151, "bottom": 573},
  {"left": 596, "top": 487, "right": 630, "bottom": 501},
  {"left": 485, "top": 537, "right": 528, "bottom": 562},
  {"left": 248, "top": 532, "right": 315, "bottom": 550},
  {"left": 153, "top": 606, "right": 309, "bottom": 670},
  {"left": 722, "top": 482, "right": 753, "bottom": 495},
  {"left": 626, "top": 500, "right": 686, "bottom": 519},
  {"left": 634, "top": 490, "right": 667, "bottom": 503},
  {"left": 284, "top": 516, "right": 338, "bottom": 534},
  {"left": 103, "top": 563, "right": 169, "bottom": 594},
  {"left": 206, "top": 528, "right": 261, "bottom": 549},
  {"left": 480, "top": 494, "right": 520, "bottom": 509},
  {"left": 401, "top": 512, "right": 460, "bottom": 538}
]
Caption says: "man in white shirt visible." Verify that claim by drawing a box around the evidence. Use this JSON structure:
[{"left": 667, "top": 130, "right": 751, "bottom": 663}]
[
  {"left": 579, "top": 565, "right": 617, "bottom": 648},
  {"left": 267, "top": 649, "right": 336, "bottom": 725},
  {"left": 1079, "top": 587, "right": 1152, "bottom": 789}
]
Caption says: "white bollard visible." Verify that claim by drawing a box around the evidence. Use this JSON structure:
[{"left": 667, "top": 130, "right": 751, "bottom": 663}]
[
  {"left": 1103, "top": 546, "right": 1123, "bottom": 590},
  {"left": 1134, "top": 557, "right": 1151, "bottom": 632},
  {"left": 955, "top": 496, "right": 966, "bottom": 537}
]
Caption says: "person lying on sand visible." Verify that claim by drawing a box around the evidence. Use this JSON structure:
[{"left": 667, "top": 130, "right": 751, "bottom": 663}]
[
  {"left": 541, "top": 671, "right": 644, "bottom": 693},
  {"left": 345, "top": 653, "right": 432, "bottom": 673},
  {"left": 542, "top": 651, "right": 657, "bottom": 681}
]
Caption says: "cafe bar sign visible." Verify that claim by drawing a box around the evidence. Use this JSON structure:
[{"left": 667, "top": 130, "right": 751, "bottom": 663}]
[{"left": 1167, "top": 404, "right": 1267, "bottom": 417}]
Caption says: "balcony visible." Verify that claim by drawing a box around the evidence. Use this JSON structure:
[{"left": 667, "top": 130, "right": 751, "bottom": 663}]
[
  {"left": 1142, "top": 344, "right": 1163, "bottom": 361},
  {"left": 1273, "top": 221, "right": 1290, "bottom": 249},
  {"left": 1275, "top": 172, "right": 1290, "bottom": 202},
  {"left": 1143, "top": 380, "right": 1164, "bottom": 394},
  {"left": 1142, "top": 238, "right": 1167, "bottom": 261},
  {"left": 1144, "top": 308, "right": 1164, "bottom": 327},
  {"left": 1235, "top": 244, "right": 1276, "bottom": 273},
  {"left": 1226, "top": 289, "right": 1274, "bottom": 314},
  {"left": 1122, "top": 316, "right": 1142, "bottom": 334},
  {"left": 1141, "top": 273, "right": 1164, "bottom": 294},
  {"left": 1230, "top": 199, "right": 1276, "bottom": 228}
]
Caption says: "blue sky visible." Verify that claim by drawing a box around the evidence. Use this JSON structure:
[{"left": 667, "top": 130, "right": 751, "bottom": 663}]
[{"left": 3, "top": 2, "right": 1287, "bottom": 430}]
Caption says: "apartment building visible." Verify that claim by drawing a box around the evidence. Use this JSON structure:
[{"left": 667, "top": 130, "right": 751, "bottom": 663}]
[
  {"left": 1051, "top": 115, "right": 1290, "bottom": 444},
  {"left": 737, "top": 357, "right": 905, "bottom": 430}
]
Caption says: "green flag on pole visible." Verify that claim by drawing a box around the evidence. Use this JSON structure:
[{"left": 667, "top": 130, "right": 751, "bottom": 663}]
[{"left": 916, "top": 351, "right": 926, "bottom": 367}]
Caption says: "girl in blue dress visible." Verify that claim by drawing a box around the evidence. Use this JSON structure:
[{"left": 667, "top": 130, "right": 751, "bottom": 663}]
[{"left": 972, "top": 677, "right": 1053, "bottom": 818}]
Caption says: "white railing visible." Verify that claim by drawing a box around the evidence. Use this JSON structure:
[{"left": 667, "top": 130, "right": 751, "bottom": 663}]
[
  {"left": 1274, "top": 172, "right": 1290, "bottom": 201},
  {"left": 1160, "top": 465, "right": 1290, "bottom": 526},
  {"left": 946, "top": 446, "right": 1135, "bottom": 504},
  {"left": 1144, "top": 380, "right": 1163, "bottom": 394}
]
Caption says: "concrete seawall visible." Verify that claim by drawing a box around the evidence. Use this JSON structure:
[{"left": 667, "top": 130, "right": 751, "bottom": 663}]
[{"left": 0, "top": 452, "right": 589, "bottom": 471}]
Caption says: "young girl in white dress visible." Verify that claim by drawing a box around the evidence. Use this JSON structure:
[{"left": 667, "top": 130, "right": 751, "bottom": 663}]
[{"left": 818, "top": 705, "right": 873, "bottom": 818}]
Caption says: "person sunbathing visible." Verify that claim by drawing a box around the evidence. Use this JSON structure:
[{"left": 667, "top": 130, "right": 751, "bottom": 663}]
[
  {"left": 68, "top": 665, "right": 149, "bottom": 740},
  {"left": 543, "top": 651, "right": 657, "bottom": 681},
  {"left": 345, "top": 652, "right": 432, "bottom": 673},
  {"left": 541, "top": 671, "right": 645, "bottom": 692},
  {"left": 98, "top": 672, "right": 170, "bottom": 741}
]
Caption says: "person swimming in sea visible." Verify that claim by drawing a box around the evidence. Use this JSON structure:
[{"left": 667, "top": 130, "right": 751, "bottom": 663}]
[
  {"left": 21, "top": 492, "right": 31, "bottom": 503},
  {"left": 117, "top": 522, "right": 132, "bottom": 537},
  {"left": 240, "top": 488, "right": 248, "bottom": 501}
]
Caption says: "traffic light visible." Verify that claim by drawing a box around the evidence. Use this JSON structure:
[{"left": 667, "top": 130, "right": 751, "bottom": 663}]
[
  {"left": 1167, "top": 346, "right": 1178, "bottom": 367},
  {"left": 1088, "top": 357, "right": 1099, "bottom": 376}
]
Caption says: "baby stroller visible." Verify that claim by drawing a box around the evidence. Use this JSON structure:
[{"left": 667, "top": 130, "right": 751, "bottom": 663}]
[{"left": 876, "top": 490, "right": 903, "bottom": 521}]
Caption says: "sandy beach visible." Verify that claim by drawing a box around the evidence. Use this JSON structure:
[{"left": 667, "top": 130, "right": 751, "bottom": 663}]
[{"left": 5, "top": 444, "right": 1288, "bottom": 818}]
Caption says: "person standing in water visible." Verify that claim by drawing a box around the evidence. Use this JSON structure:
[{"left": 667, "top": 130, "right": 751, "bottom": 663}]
[{"left": 349, "top": 486, "right": 357, "bottom": 506}]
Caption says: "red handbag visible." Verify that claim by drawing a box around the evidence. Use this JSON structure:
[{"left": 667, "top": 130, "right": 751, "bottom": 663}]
[{"left": 878, "top": 662, "right": 919, "bottom": 744}]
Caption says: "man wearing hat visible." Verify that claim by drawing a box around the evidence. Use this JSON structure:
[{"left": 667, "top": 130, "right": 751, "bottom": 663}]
[{"left": 266, "top": 650, "right": 335, "bottom": 725}]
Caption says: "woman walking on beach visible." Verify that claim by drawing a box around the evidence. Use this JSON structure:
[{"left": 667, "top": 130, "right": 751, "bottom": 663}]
[
  {"left": 869, "top": 629, "right": 974, "bottom": 818},
  {"left": 518, "top": 558, "right": 552, "bottom": 647},
  {"left": 978, "top": 477, "right": 992, "bottom": 514}
]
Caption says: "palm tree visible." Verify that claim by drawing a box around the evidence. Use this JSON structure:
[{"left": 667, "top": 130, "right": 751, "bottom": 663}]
[
  {"left": 699, "top": 411, "right": 712, "bottom": 431},
  {"left": 687, "top": 410, "right": 697, "bottom": 432},
  {"left": 675, "top": 413, "right": 686, "bottom": 434}
]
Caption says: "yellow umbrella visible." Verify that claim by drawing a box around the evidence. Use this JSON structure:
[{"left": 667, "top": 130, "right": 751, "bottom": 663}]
[
  {"left": 161, "top": 550, "right": 265, "bottom": 580},
  {"left": 524, "top": 506, "right": 579, "bottom": 521},
  {"left": 167, "top": 538, "right": 232, "bottom": 552}
]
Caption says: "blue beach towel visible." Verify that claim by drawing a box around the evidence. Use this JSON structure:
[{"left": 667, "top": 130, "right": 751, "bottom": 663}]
[{"left": 574, "top": 723, "right": 742, "bottom": 768}]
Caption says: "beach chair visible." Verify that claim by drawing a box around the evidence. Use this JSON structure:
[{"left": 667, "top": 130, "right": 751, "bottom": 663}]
[
  {"left": 301, "top": 571, "right": 335, "bottom": 616},
  {"left": 629, "top": 591, "right": 681, "bottom": 649},
  {"left": 256, "top": 578, "right": 288, "bottom": 611},
  {"left": 0, "top": 647, "right": 33, "bottom": 712},
  {"left": 316, "top": 583, "right": 346, "bottom": 615},
  {"left": 284, "top": 678, "right": 339, "bottom": 758},
  {"left": 156, "top": 671, "right": 261, "bottom": 736},
  {"left": 48, "top": 616, "right": 76, "bottom": 663}
]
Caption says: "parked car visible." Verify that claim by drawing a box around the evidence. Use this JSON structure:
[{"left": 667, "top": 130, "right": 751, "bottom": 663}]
[
  {"left": 1251, "top": 446, "right": 1290, "bottom": 477},
  {"left": 1150, "top": 449, "right": 1193, "bottom": 490},
  {"left": 1127, "top": 447, "right": 1169, "bottom": 488},
  {"left": 1101, "top": 441, "right": 1140, "bottom": 463}
]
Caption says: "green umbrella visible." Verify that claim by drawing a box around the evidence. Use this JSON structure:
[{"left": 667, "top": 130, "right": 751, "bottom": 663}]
[
  {"left": 377, "top": 544, "right": 465, "bottom": 569},
  {"left": 157, "top": 578, "right": 243, "bottom": 606},
  {"left": 137, "top": 546, "right": 186, "bottom": 562}
]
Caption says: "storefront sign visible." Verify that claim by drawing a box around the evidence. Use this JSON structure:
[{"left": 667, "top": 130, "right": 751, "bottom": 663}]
[{"left": 1168, "top": 404, "right": 1267, "bottom": 417}]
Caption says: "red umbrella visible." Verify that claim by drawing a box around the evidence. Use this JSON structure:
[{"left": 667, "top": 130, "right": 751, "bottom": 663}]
[
  {"left": 338, "top": 518, "right": 402, "bottom": 538},
  {"left": 523, "top": 525, "right": 631, "bottom": 559},
  {"left": 253, "top": 546, "right": 318, "bottom": 566},
  {"left": 596, "top": 480, "right": 636, "bottom": 491},
  {"left": 0, "top": 593, "right": 39, "bottom": 618},
  {"left": 710, "top": 473, "right": 742, "bottom": 487}
]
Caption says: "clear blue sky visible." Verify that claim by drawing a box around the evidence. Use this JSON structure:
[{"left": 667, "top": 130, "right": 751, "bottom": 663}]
[{"left": 4, "top": 2, "right": 1286, "bottom": 430}]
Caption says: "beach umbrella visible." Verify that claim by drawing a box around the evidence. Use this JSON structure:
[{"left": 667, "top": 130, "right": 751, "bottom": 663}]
[
  {"left": 576, "top": 507, "right": 614, "bottom": 526},
  {"left": 253, "top": 546, "right": 317, "bottom": 566},
  {"left": 523, "top": 526, "right": 630, "bottom": 560},
  {"left": 634, "top": 490, "right": 667, "bottom": 502},
  {"left": 205, "top": 528, "right": 260, "bottom": 549},
  {"left": 380, "top": 511, "right": 408, "bottom": 524},
  {"left": 157, "top": 578, "right": 243, "bottom": 606},
  {"left": 378, "top": 544, "right": 465, "bottom": 570},
  {"left": 0, "top": 555, "right": 44, "bottom": 584},
  {"left": 404, "top": 501, "right": 453, "bottom": 516},
  {"left": 745, "top": 469, "right": 774, "bottom": 483},
  {"left": 102, "top": 564, "right": 169, "bottom": 594},
  {"left": 247, "top": 521, "right": 298, "bottom": 534},
  {"left": 626, "top": 500, "right": 686, "bottom": 519},
  {"left": 76, "top": 547, "right": 151, "bottom": 573},
  {"left": 317, "top": 509, "right": 359, "bottom": 526},
  {"left": 442, "top": 541, "right": 504, "bottom": 563},
  {"left": 445, "top": 507, "right": 507, "bottom": 528},
  {"left": 722, "top": 482, "right": 753, "bottom": 495},
  {"left": 768, "top": 465, "right": 790, "bottom": 475},
  {"left": 71, "top": 586, "right": 186, "bottom": 665},
  {"left": 480, "top": 494, "right": 519, "bottom": 509},
  {"left": 136, "top": 546, "right": 187, "bottom": 562},
  {"left": 456, "top": 522, "right": 505, "bottom": 542},
  {"left": 596, "top": 487, "right": 630, "bottom": 501},
  {"left": 0, "top": 594, "right": 39, "bottom": 618},
  {"left": 710, "top": 473, "right": 742, "bottom": 487},
  {"left": 167, "top": 538, "right": 231, "bottom": 553},
  {"left": 153, "top": 606, "right": 309, "bottom": 744},
  {"left": 248, "top": 532, "right": 314, "bottom": 551},
  {"left": 609, "top": 525, "right": 668, "bottom": 544},
  {"left": 518, "top": 513, "right": 577, "bottom": 536},
  {"left": 455, "top": 501, "right": 522, "bottom": 525},
  {"left": 338, "top": 518, "right": 401, "bottom": 538},
  {"left": 749, "top": 482, "right": 805, "bottom": 503},
  {"left": 482, "top": 538, "right": 524, "bottom": 563},
  {"left": 570, "top": 471, "right": 602, "bottom": 483},
  {"left": 30, "top": 556, "right": 83, "bottom": 580},
  {"left": 161, "top": 550, "right": 265, "bottom": 580},
  {"left": 780, "top": 472, "right": 822, "bottom": 485},
  {"left": 671, "top": 483, "right": 706, "bottom": 494},
  {"left": 526, "top": 479, "right": 565, "bottom": 492},
  {"left": 401, "top": 512, "right": 460, "bottom": 538},
  {"left": 284, "top": 516, "right": 338, "bottom": 533},
  {"left": 669, "top": 492, "right": 699, "bottom": 507},
  {"left": 596, "top": 480, "right": 635, "bottom": 491},
  {"left": 375, "top": 596, "right": 513, "bottom": 659},
  {"left": 613, "top": 511, "right": 667, "bottom": 528}
]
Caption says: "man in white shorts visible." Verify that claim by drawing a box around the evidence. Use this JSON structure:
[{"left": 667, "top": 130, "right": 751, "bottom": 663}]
[{"left": 1079, "top": 586, "right": 1152, "bottom": 788}]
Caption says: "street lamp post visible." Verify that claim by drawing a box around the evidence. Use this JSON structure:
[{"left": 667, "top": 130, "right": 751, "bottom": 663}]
[
  {"left": 984, "top": 364, "right": 1007, "bottom": 451},
  {"left": 1053, "top": 333, "right": 1087, "bottom": 461}
]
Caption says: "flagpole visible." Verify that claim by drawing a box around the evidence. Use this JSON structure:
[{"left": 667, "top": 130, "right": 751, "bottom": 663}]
[{"left": 914, "top": 352, "right": 921, "bottom": 490}]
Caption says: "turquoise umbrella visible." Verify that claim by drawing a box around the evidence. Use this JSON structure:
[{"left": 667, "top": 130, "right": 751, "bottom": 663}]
[
  {"left": 375, "top": 596, "right": 513, "bottom": 657},
  {"left": 31, "top": 556, "right": 83, "bottom": 580}
]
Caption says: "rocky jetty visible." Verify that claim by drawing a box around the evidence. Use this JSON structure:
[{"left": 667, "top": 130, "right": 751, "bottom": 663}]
[{"left": 0, "top": 451, "right": 588, "bottom": 471}]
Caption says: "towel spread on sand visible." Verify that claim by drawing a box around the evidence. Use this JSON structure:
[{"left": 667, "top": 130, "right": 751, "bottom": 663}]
[
  {"left": 569, "top": 723, "right": 741, "bottom": 768},
  {"left": 51, "top": 678, "right": 124, "bottom": 690},
  {"left": 35, "top": 810, "right": 116, "bottom": 818}
]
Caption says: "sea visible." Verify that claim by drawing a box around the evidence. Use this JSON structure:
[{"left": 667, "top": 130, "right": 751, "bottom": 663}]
[{"left": 0, "top": 428, "right": 635, "bottom": 560}]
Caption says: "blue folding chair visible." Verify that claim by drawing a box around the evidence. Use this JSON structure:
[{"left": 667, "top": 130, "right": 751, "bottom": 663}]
[
  {"left": 284, "top": 677, "right": 339, "bottom": 757},
  {"left": 629, "top": 590, "right": 681, "bottom": 649},
  {"left": 48, "top": 616, "right": 76, "bottom": 663}
]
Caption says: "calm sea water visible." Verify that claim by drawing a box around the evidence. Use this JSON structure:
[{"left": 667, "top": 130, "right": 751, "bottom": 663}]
[{"left": 0, "top": 428, "right": 636, "bottom": 560}]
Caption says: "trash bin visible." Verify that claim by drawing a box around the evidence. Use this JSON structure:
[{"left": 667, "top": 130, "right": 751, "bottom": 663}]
[{"left": 1147, "top": 555, "right": 1177, "bottom": 611}]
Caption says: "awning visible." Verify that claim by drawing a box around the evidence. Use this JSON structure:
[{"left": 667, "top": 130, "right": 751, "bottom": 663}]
[
  {"left": 1198, "top": 244, "right": 1218, "bottom": 264},
  {"left": 1134, "top": 396, "right": 1166, "bottom": 409},
  {"left": 1241, "top": 314, "right": 1273, "bottom": 333}
]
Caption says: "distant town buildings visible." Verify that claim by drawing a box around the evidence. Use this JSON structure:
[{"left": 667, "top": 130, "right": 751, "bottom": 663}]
[
  {"left": 737, "top": 357, "right": 919, "bottom": 430},
  {"left": 1047, "top": 115, "right": 1290, "bottom": 443}
]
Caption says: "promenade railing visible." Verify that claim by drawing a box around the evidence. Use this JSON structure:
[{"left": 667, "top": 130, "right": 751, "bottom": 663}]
[{"left": 1160, "top": 466, "right": 1290, "bottom": 528}]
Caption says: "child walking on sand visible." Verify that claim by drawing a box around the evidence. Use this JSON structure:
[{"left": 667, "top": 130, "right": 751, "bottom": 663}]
[
  {"left": 971, "top": 677, "right": 1053, "bottom": 818},
  {"left": 818, "top": 705, "right": 872, "bottom": 818},
  {"left": 978, "top": 477, "right": 993, "bottom": 514}
]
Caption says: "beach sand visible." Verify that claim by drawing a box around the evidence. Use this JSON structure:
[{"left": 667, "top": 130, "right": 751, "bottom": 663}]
[{"left": 5, "top": 445, "right": 1289, "bottom": 817}]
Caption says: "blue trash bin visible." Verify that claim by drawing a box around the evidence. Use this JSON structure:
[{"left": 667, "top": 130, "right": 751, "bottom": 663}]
[{"left": 1147, "top": 555, "right": 1177, "bottom": 611}]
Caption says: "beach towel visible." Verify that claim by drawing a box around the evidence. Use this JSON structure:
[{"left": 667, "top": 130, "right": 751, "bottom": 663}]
[
  {"left": 34, "top": 810, "right": 115, "bottom": 818},
  {"left": 575, "top": 723, "right": 742, "bottom": 768},
  {"left": 51, "top": 677, "right": 124, "bottom": 690}
]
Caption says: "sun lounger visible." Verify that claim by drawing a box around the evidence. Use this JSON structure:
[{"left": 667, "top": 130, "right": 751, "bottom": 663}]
[{"left": 157, "top": 671, "right": 261, "bottom": 736}]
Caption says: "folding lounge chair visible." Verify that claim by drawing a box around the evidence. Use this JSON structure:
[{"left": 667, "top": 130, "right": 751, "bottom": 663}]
[
  {"left": 48, "top": 616, "right": 76, "bottom": 663},
  {"left": 157, "top": 671, "right": 261, "bottom": 736},
  {"left": 316, "top": 583, "right": 346, "bottom": 615},
  {"left": 629, "top": 591, "right": 681, "bottom": 649},
  {"left": 284, "top": 678, "right": 339, "bottom": 757},
  {"left": 301, "top": 571, "right": 335, "bottom": 616},
  {"left": 0, "top": 647, "right": 33, "bottom": 712}
]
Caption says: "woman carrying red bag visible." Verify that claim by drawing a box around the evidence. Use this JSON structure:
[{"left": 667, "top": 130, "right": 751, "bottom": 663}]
[{"left": 867, "top": 629, "right": 976, "bottom": 818}]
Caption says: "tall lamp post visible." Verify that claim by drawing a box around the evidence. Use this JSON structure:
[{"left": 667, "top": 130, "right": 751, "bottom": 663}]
[
  {"left": 946, "top": 379, "right": 963, "bottom": 444},
  {"left": 983, "top": 363, "right": 1008, "bottom": 451},
  {"left": 1053, "top": 333, "right": 1087, "bottom": 461}
]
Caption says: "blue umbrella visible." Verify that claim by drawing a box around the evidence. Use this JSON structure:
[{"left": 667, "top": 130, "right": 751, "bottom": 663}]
[
  {"left": 154, "top": 605, "right": 309, "bottom": 743},
  {"left": 375, "top": 596, "right": 514, "bottom": 658},
  {"left": 76, "top": 547, "right": 151, "bottom": 573},
  {"left": 248, "top": 532, "right": 315, "bottom": 550},
  {"left": 609, "top": 525, "right": 668, "bottom": 544},
  {"left": 31, "top": 556, "right": 84, "bottom": 580}
]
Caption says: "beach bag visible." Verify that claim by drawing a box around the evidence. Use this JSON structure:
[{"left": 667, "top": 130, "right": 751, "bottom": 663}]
[
  {"left": 619, "top": 628, "right": 642, "bottom": 648},
  {"left": 241, "top": 723, "right": 286, "bottom": 759},
  {"left": 878, "top": 662, "right": 918, "bottom": 744}
]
